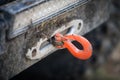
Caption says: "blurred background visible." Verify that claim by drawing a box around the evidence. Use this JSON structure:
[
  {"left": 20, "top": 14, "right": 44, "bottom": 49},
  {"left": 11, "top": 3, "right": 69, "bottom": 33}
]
[{"left": 6, "top": 0, "right": 120, "bottom": 80}]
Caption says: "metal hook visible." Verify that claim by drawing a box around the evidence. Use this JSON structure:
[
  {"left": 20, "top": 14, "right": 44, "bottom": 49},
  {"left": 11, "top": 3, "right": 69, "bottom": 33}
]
[{"left": 54, "top": 33, "right": 92, "bottom": 60}]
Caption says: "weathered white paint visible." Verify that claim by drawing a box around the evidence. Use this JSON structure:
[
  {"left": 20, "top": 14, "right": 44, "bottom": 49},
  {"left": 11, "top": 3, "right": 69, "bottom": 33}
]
[{"left": 26, "top": 19, "right": 83, "bottom": 60}]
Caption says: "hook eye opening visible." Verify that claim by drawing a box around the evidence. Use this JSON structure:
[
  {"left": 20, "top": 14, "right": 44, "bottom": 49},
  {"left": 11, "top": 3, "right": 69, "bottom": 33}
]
[{"left": 72, "top": 41, "right": 83, "bottom": 50}]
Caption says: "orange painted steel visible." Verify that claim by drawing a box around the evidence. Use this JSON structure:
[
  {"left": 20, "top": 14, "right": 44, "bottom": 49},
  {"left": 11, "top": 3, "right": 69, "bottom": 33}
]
[{"left": 54, "top": 33, "right": 92, "bottom": 60}]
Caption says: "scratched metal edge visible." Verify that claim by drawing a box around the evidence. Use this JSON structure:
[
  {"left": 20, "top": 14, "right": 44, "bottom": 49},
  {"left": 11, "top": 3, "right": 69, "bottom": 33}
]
[
  {"left": 0, "top": 0, "right": 49, "bottom": 14},
  {"left": 7, "top": 0, "right": 90, "bottom": 39}
]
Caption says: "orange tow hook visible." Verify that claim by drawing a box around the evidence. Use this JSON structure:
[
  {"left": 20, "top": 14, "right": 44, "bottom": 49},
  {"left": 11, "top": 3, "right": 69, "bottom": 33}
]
[{"left": 54, "top": 33, "right": 92, "bottom": 60}]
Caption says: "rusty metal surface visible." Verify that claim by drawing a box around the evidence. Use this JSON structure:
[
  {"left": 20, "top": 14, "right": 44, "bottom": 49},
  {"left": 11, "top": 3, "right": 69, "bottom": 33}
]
[{"left": 0, "top": 0, "right": 111, "bottom": 80}]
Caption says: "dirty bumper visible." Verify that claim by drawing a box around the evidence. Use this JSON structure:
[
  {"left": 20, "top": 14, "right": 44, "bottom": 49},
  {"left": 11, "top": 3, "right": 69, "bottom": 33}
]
[{"left": 0, "top": 0, "right": 110, "bottom": 80}]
